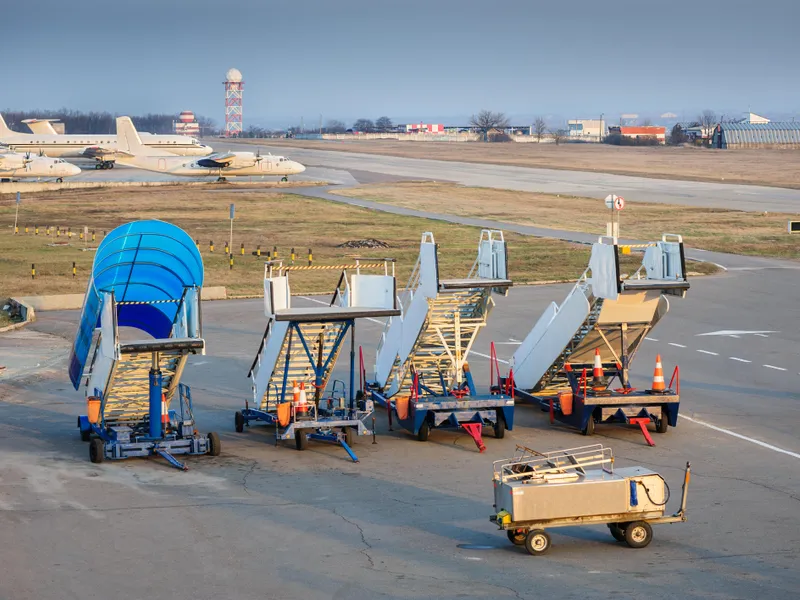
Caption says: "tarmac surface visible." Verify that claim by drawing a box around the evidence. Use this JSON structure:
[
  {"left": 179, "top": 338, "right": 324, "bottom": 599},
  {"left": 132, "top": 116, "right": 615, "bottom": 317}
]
[{"left": 2, "top": 148, "right": 799, "bottom": 599}]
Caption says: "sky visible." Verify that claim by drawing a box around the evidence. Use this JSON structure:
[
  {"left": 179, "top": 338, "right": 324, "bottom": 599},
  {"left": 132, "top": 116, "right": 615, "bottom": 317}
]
[{"left": 2, "top": 0, "right": 799, "bottom": 128}]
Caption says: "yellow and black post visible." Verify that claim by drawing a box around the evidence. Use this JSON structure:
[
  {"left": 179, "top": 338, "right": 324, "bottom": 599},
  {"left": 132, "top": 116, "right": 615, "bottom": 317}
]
[
  {"left": 79, "top": 230, "right": 84, "bottom": 240},
  {"left": 291, "top": 247, "right": 295, "bottom": 264},
  {"left": 92, "top": 230, "right": 96, "bottom": 242},
  {"left": 35, "top": 225, "right": 39, "bottom": 235},
  {"left": 240, "top": 243, "right": 245, "bottom": 256},
  {"left": 24, "top": 225, "right": 29, "bottom": 234},
  {"left": 272, "top": 246, "right": 278, "bottom": 260},
  {"left": 308, "top": 248, "right": 313, "bottom": 266},
  {"left": 224, "top": 242, "right": 229, "bottom": 254},
  {"left": 210, "top": 240, "right": 214, "bottom": 253},
  {"left": 229, "top": 254, "right": 234, "bottom": 270},
  {"left": 256, "top": 245, "right": 261, "bottom": 257},
  {"left": 31, "top": 264, "right": 35, "bottom": 280},
  {"left": 72, "top": 262, "right": 76, "bottom": 278}
]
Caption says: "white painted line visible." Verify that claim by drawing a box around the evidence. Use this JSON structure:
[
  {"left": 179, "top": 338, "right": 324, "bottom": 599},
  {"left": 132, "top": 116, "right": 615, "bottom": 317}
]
[
  {"left": 681, "top": 415, "right": 800, "bottom": 460},
  {"left": 668, "top": 343, "right": 687, "bottom": 348},
  {"left": 696, "top": 350, "right": 718, "bottom": 356},
  {"left": 729, "top": 357, "right": 751, "bottom": 363},
  {"left": 763, "top": 364, "right": 787, "bottom": 371},
  {"left": 471, "top": 351, "right": 509, "bottom": 365},
  {"left": 191, "top": 361, "right": 209, "bottom": 366},
  {"left": 645, "top": 337, "right": 659, "bottom": 342},
  {"left": 754, "top": 333, "right": 770, "bottom": 338},
  {"left": 493, "top": 341, "right": 522, "bottom": 345},
  {"left": 300, "top": 295, "right": 385, "bottom": 325}
]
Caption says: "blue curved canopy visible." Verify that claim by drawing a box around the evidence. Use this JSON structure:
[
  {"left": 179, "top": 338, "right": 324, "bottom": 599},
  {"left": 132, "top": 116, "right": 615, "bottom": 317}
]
[{"left": 69, "top": 220, "right": 203, "bottom": 388}]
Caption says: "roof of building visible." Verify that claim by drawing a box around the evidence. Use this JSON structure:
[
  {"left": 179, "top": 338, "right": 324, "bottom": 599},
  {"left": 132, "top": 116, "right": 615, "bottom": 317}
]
[
  {"left": 717, "top": 122, "right": 800, "bottom": 145},
  {"left": 614, "top": 126, "right": 666, "bottom": 134}
]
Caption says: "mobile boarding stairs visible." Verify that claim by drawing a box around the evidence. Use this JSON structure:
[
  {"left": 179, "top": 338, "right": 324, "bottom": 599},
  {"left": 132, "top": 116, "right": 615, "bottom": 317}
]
[
  {"left": 239, "top": 259, "right": 400, "bottom": 462},
  {"left": 71, "top": 220, "right": 219, "bottom": 470},
  {"left": 368, "top": 230, "right": 514, "bottom": 452},
  {"left": 507, "top": 234, "right": 689, "bottom": 443}
]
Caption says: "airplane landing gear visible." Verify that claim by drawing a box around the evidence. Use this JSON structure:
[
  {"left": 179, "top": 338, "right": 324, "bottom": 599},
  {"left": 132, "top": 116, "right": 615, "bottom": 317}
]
[
  {"left": 216, "top": 177, "right": 228, "bottom": 182},
  {"left": 95, "top": 161, "right": 115, "bottom": 170},
  {"left": 56, "top": 178, "right": 64, "bottom": 183},
  {"left": 281, "top": 176, "right": 288, "bottom": 182}
]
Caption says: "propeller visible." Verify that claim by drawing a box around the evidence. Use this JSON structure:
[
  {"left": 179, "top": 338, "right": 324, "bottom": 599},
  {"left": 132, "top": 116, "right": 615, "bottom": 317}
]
[{"left": 254, "top": 148, "right": 262, "bottom": 162}]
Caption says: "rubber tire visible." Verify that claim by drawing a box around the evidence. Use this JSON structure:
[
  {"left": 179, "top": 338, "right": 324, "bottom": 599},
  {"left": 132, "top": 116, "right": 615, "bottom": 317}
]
[
  {"left": 417, "top": 420, "right": 430, "bottom": 442},
  {"left": 89, "top": 438, "right": 104, "bottom": 464},
  {"left": 295, "top": 429, "right": 309, "bottom": 451},
  {"left": 624, "top": 521, "right": 653, "bottom": 549},
  {"left": 524, "top": 529, "right": 552, "bottom": 556},
  {"left": 656, "top": 413, "right": 669, "bottom": 434},
  {"left": 234, "top": 411, "right": 245, "bottom": 433},
  {"left": 494, "top": 410, "right": 506, "bottom": 439},
  {"left": 344, "top": 426, "right": 355, "bottom": 447},
  {"left": 608, "top": 523, "right": 627, "bottom": 542},
  {"left": 582, "top": 416, "right": 595, "bottom": 436},
  {"left": 207, "top": 432, "right": 221, "bottom": 456},
  {"left": 507, "top": 529, "right": 527, "bottom": 546}
]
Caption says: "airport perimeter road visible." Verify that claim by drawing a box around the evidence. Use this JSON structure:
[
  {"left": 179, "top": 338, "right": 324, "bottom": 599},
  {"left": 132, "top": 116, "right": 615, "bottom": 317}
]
[
  {"left": 1, "top": 288, "right": 797, "bottom": 600},
  {"left": 211, "top": 140, "right": 800, "bottom": 212}
]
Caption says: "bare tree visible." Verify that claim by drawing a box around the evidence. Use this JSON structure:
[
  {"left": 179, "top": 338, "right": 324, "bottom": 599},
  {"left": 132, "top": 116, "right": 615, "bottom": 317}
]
[
  {"left": 470, "top": 110, "right": 509, "bottom": 141},
  {"left": 375, "top": 116, "right": 393, "bottom": 132},
  {"left": 533, "top": 117, "right": 547, "bottom": 142},
  {"left": 698, "top": 110, "right": 717, "bottom": 130},
  {"left": 324, "top": 119, "right": 346, "bottom": 133},
  {"left": 353, "top": 118, "right": 375, "bottom": 133},
  {"left": 640, "top": 118, "right": 653, "bottom": 127},
  {"left": 550, "top": 128, "right": 567, "bottom": 145}
]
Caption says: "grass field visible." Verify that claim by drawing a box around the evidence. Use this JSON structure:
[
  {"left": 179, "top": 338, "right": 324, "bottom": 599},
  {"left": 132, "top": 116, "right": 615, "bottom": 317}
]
[
  {"left": 248, "top": 138, "right": 800, "bottom": 189},
  {"left": 0, "top": 186, "right": 674, "bottom": 298},
  {"left": 334, "top": 182, "right": 800, "bottom": 259}
]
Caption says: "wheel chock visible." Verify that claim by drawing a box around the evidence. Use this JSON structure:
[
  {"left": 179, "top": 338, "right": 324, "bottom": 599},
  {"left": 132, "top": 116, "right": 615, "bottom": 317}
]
[
  {"left": 629, "top": 418, "right": 655, "bottom": 447},
  {"left": 461, "top": 422, "right": 487, "bottom": 453}
]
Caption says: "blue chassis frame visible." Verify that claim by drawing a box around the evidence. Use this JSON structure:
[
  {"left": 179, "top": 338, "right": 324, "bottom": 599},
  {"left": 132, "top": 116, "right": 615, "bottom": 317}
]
[{"left": 78, "top": 383, "right": 212, "bottom": 470}]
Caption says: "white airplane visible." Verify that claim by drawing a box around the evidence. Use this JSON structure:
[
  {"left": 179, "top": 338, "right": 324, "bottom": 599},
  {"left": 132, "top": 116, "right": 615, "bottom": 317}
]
[
  {"left": 0, "top": 113, "right": 213, "bottom": 169},
  {"left": 0, "top": 149, "right": 81, "bottom": 182},
  {"left": 115, "top": 116, "right": 306, "bottom": 181},
  {"left": 24, "top": 119, "right": 60, "bottom": 134}
]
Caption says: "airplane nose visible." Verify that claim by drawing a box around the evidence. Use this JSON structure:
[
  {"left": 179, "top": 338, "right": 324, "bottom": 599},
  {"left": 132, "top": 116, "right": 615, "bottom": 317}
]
[
  {"left": 68, "top": 164, "right": 81, "bottom": 176},
  {"left": 294, "top": 162, "right": 306, "bottom": 174}
]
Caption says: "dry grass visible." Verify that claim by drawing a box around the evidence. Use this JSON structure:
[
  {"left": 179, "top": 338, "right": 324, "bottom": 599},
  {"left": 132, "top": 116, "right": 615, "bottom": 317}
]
[
  {"left": 249, "top": 138, "right": 800, "bottom": 189},
  {"left": 0, "top": 186, "right": 652, "bottom": 298},
  {"left": 334, "top": 182, "right": 800, "bottom": 260}
]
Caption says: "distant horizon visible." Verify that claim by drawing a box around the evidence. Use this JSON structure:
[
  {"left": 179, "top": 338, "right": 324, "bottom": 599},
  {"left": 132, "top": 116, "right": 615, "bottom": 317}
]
[{"left": 2, "top": 0, "right": 797, "bottom": 131}]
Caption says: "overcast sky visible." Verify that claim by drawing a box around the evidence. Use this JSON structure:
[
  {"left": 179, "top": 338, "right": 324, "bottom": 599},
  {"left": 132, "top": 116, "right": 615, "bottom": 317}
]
[{"left": 2, "top": 0, "right": 798, "bottom": 127}]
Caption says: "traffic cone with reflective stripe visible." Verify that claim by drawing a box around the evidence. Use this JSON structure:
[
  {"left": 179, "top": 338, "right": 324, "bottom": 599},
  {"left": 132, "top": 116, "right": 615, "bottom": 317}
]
[
  {"left": 297, "top": 382, "right": 308, "bottom": 415},
  {"left": 651, "top": 355, "right": 666, "bottom": 392},
  {"left": 591, "top": 348, "right": 606, "bottom": 392},
  {"left": 161, "top": 393, "right": 169, "bottom": 433}
]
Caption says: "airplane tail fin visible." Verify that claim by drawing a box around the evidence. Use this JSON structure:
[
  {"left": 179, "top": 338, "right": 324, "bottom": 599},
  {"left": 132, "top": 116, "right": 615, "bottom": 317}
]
[
  {"left": 116, "top": 116, "right": 160, "bottom": 156},
  {"left": 0, "top": 114, "right": 12, "bottom": 137}
]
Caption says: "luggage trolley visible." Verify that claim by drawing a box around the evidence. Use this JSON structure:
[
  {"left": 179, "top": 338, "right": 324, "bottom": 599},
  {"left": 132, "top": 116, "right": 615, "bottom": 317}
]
[
  {"left": 490, "top": 444, "right": 691, "bottom": 555},
  {"left": 238, "top": 259, "right": 400, "bottom": 462}
]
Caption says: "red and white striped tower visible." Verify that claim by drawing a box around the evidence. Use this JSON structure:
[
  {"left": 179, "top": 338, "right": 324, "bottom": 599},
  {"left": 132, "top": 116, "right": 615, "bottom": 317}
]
[{"left": 223, "top": 68, "right": 244, "bottom": 137}]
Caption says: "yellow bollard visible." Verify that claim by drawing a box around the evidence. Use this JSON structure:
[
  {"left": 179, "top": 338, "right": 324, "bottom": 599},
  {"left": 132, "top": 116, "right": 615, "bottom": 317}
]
[
  {"left": 25, "top": 225, "right": 29, "bottom": 234},
  {"left": 72, "top": 262, "right": 76, "bottom": 278},
  {"left": 229, "top": 254, "right": 234, "bottom": 270},
  {"left": 240, "top": 243, "right": 245, "bottom": 256},
  {"left": 621, "top": 245, "right": 631, "bottom": 255},
  {"left": 31, "top": 264, "right": 35, "bottom": 279},
  {"left": 35, "top": 225, "right": 39, "bottom": 235},
  {"left": 256, "top": 245, "right": 261, "bottom": 257},
  {"left": 56, "top": 228, "right": 60, "bottom": 237},
  {"left": 92, "top": 230, "right": 96, "bottom": 242},
  {"left": 79, "top": 231, "right": 84, "bottom": 240},
  {"left": 308, "top": 248, "right": 313, "bottom": 266},
  {"left": 272, "top": 246, "right": 278, "bottom": 260},
  {"left": 224, "top": 242, "right": 229, "bottom": 254},
  {"left": 291, "top": 247, "right": 295, "bottom": 264},
  {"left": 209, "top": 240, "right": 214, "bottom": 253}
]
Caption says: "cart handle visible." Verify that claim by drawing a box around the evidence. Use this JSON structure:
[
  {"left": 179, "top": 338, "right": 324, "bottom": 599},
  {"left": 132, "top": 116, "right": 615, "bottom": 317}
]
[{"left": 669, "top": 365, "right": 680, "bottom": 394}]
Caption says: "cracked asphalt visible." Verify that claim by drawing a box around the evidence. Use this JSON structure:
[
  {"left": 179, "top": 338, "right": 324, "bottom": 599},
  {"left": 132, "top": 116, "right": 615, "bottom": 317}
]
[{"left": 1, "top": 287, "right": 797, "bottom": 600}]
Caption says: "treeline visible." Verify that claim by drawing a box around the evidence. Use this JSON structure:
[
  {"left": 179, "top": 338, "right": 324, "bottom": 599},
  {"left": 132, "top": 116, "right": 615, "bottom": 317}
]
[{"left": 1, "top": 109, "right": 217, "bottom": 135}]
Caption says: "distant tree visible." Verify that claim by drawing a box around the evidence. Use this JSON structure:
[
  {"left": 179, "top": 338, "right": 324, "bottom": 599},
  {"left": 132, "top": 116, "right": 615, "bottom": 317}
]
[
  {"left": 324, "top": 119, "right": 346, "bottom": 133},
  {"left": 550, "top": 128, "right": 567, "bottom": 145},
  {"left": 375, "top": 116, "right": 393, "bottom": 132},
  {"left": 470, "top": 110, "right": 509, "bottom": 141},
  {"left": 640, "top": 118, "right": 653, "bottom": 126},
  {"left": 698, "top": 110, "right": 717, "bottom": 130},
  {"left": 353, "top": 118, "right": 375, "bottom": 133},
  {"left": 533, "top": 117, "right": 547, "bottom": 142},
  {"left": 669, "top": 124, "right": 688, "bottom": 145}
]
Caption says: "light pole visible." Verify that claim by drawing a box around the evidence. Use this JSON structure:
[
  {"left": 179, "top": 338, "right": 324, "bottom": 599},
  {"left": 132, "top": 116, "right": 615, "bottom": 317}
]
[{"left": 599, "top": 112, "right": 604, "bottom": 142}]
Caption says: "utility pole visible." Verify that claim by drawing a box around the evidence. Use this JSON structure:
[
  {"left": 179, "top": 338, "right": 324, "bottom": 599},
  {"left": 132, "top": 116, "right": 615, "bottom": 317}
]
[{"left": 319, "top": 114, "right": 322, "bottom": 135}]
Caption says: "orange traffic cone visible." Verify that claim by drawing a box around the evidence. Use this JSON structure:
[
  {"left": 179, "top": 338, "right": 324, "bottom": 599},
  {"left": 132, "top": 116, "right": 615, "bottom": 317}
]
[
  {"left": 297, "top": 382, "right": 308, "bottom": 415},
  {"left": 161, "top": 393, "right": 169, "bottom": 433},
  {"left": 292, "top": 381, "right": 300, "bottom": 402},
  {"left": 651, "top": 355, "right": 666, "bottom": 392},
  {"left": 591, "top": 348, "right": 606, "bottom": 392}
]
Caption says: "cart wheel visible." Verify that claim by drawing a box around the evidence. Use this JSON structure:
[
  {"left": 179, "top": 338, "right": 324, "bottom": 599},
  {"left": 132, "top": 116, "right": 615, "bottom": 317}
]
[
  {"left": 582, "top": 417, "right": 595, "bottom": 436},
  {"left": 656, "top": 415, "right": 669, "bottom": 434},
  {"left": 417, "top": 420, "right": 430, "bottom": 442},
  {"left": 295, "top": 429, "right": 309, "bottom": 451},
  {"left": 234, "top": 411, "right": 245, "bottom": 433},
  {"left": 624, "top": 521, "right": 653, "bottom": 549},
  {"left": 507, "top": 529, "right": 527, "bottom": 546},
  {"left": 524, "top": 529, "right": 551, "bottom": 556},
  {"left": 207, "top": 432, "right": 221, "bottom": 456},
  {"left": 494, "top": 410, "right": 506, "bottom": 439},
  {"left": 89, "top": 438, "right": 105, "bottom": 464},
  {"left": 608, "top": 522, "right": 627, "bottom": 542},
  {"left": 344, "top": 426, "right": 355, "bottom": 447}
]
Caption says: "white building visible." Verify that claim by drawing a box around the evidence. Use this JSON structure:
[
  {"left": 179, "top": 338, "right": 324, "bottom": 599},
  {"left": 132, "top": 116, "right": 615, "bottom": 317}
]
[{"left": 567, "top": 119, "right": 606, "bottom": 141}]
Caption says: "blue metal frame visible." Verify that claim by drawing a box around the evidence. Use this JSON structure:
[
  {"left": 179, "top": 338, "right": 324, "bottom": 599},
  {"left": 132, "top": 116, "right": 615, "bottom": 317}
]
[
  {"left": 239, "top": 318, "right": 371, "bottom": 463},
  {"left": 78, "top": 384, "right": 213, "bottom": 470},
  {"left": 369, "top": 368, "right": 515, "bottom": 438}
]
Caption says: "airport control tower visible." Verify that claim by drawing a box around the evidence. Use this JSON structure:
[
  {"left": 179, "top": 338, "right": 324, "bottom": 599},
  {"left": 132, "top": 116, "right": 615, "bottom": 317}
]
[{"left": 223, "top": 68, "right": 243, "bottom": 137}]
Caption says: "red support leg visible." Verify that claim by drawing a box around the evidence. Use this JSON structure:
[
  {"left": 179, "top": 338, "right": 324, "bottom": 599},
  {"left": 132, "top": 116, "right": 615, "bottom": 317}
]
[
  {"left": 461, "top": 422, "right": 486, "bottom": 453},
  {"left": 629, "top": 418, "right": 655, "bottom": 447}
]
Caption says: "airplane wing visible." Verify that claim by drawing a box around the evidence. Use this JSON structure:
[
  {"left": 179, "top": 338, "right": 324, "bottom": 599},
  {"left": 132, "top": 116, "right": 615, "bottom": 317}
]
[
  {"left": 204, "top": 152, "right": 237, "bottom": 165},
  {"left": 82, "top": 146, "right": 119, "bottom": 160}
]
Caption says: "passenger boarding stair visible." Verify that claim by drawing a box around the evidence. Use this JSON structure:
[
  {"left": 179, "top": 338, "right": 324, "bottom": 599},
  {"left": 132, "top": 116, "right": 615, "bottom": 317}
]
[
  {"left": 373, "top": 230, "right": 511, "bottom": 398},
  {"left": 512, "top": 234, "right": 690, "bottom": 393}
]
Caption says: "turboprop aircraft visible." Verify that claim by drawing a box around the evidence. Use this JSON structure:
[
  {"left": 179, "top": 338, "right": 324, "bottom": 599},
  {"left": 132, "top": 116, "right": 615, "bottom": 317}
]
[
  {"left": 0, "top": 113, "right": 213, "bottom": 169},
  {"left": 114, "top": 116, "right": 305, "bottom": 181},
  {"left": 0, "top": 149, "right": 81, "bottom": 182}
]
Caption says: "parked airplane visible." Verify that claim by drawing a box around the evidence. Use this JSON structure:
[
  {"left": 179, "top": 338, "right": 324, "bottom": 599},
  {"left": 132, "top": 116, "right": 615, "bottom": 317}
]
[
  {"left": 0, "top": 149, "right": 81, "bottom": 182},
  {"left": 24, "top": 119, "right": 60, "bottom": 134},
  {"left": 0, "top": 113, "right": 213, "bottom": 169},
  {"left": 115, "top": 117, "right": 305, "bottom": 181}
]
